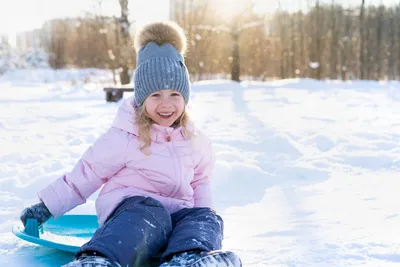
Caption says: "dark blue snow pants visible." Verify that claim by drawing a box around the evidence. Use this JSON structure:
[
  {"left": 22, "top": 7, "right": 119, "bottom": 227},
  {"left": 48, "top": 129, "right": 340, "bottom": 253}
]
[{"left": 75, "top": 196, "right": 224, "bottom": 267}]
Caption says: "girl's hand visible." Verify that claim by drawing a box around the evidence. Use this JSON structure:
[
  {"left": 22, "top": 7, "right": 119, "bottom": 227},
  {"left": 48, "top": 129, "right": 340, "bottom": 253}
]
[{"left": 20, "top": 202, "right": 52, "bottom": 226}]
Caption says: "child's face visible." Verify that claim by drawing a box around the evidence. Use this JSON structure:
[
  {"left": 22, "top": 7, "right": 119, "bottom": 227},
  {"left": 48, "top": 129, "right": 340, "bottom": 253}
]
[{"left": 144, "top": 89, "right": 185, "bottom": 127}]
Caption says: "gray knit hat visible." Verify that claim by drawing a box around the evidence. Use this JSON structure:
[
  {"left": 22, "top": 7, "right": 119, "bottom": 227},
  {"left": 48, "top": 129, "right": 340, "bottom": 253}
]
[{"left": 133, "top": 21, "right": 190, "bottom": 107}]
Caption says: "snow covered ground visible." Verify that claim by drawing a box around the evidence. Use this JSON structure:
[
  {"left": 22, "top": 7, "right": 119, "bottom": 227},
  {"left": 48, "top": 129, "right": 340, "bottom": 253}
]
[{"left": 1, "top": 69, "right": 399, "bottom": 266}]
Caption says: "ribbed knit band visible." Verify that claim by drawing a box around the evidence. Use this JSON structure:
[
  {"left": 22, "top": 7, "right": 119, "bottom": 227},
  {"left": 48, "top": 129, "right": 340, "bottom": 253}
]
[{"left": 133, "top": 42, "right": 190, "bottom": 107}]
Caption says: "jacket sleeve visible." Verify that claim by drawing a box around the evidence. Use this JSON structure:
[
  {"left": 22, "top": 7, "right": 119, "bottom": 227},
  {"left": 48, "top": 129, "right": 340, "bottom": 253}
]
[
  {"left": 38, "top": 128, "right": 130, "bottom": 218},
  {"left": 191, "top": 136, "right": 215, "bottom": 208}
]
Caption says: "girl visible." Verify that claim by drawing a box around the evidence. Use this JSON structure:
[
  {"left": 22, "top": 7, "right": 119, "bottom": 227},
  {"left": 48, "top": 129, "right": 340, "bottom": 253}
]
[{"left": 19, "top": 21, "right": 242, "bottom": 267}]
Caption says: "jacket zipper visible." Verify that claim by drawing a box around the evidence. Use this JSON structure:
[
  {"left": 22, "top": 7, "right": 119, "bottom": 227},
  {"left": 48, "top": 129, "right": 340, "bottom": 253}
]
[{"left": 167, "top": 140, "right": 182, "bottom": 197}]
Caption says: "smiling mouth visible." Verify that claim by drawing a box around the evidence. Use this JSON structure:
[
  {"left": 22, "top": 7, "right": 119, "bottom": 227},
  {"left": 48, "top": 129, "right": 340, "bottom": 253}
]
[{"left": 158, "top": 112, "right": 174, "bottom": 119}]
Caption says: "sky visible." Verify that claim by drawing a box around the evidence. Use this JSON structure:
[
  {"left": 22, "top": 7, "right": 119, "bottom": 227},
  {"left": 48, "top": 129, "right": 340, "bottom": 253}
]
[
  {"left": 0, "top": 0, "right": 170, "bottom": 38},
  {"left": 0, "top": 0, "right": 398, "bottom": 38}
]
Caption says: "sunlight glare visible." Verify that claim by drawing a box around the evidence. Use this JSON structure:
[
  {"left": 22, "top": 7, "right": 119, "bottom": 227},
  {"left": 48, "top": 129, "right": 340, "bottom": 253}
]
[{"left": 212, "top": 0, "right": 250, "bottom": 20}]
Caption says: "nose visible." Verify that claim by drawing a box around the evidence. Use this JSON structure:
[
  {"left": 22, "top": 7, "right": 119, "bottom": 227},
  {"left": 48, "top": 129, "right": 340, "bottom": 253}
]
[{"left": 160, "top": 97, "right": 172, "bottom": 107}]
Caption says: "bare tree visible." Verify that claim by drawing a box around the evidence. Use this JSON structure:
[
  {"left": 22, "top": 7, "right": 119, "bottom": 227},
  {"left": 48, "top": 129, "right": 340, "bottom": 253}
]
[
  {"left": 387, "top": 9, "right": 395, "bottom": 79},
  {"left": 397, "top": 4, "right": 400, "bottom": 79},
  {"left": 307, "top": 0, "right": 322, "bottom": 79},
  {"left": 172, "top": 0, "right": 215, "bottom": 79},
  {"left": 290, "top": 15, "right": 297, "bottom": 78},
  {"left": 230, "top": 20, "right": 241, "bottom": 81},
  {"left": 375, "top": 5, "right": 384, "bottom": 80},
  {"left": 277, "top": 0, "right": 286, "bottom": 78},
  {"left": 45, "top": 20, "right": 69, "bottom": 69},
  {"left": 315, "top": 0, "right": 322, "bottom": 79},
  {"left": 173, "top": 0, "right": 261, "bottom": 81},
  {"left": 359, "top": 0, "right": 365, "bottom": 79},
  {"left": 298, "top": 2, "right": 308, "bottom": 77},
  {"left": 225, "top": 0, "right": 259, "bottom": 81},
  {"left": 330, "top": 0, "right": 339, "bottom": 79},
  {"left": 340, "top": 8, "right": 351, "bottom": 80},
  {"left": 118, "top": 0, "right": 132, "bottom": 85}
]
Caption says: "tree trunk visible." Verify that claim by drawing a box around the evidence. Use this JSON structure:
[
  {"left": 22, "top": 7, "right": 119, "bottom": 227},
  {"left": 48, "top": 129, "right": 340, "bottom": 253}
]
[
  {"left": 231, "top": 25, "right": 240, "bottom": 82},
  {"left": 376, "top": 5, "right": 384, "bottom": 80},
  {"left": 341, "top": 9, "right": 351, "bottom": 80},
  {"left": 315, "top": 0, "right": 322, "bottom": 79},
  {"left": 388, "top": 9, "right": 396, "bottom": 80},
  {"left": 118, "top": 0, "right": 131, "bottom": 85},
  {"left": 359, "top": 0, "right": 365, "bottom": 79},
  {"left": 366, "top": 9, "right": 373, "bottom": 80},
  {"left": 398, "top": 5, "right": 400, "bottom": 79},
  {"left": 290, "top": 15, "right": 296, "bottom": 78},
  {"left": 277, "top": 6, "right": 285, "bottom": 79},
  {"left": 330, "top": 0, "right": 338, "bottom": 79},
  {"left": 299, "top": 7, "right": 307, "bottom": 77}
]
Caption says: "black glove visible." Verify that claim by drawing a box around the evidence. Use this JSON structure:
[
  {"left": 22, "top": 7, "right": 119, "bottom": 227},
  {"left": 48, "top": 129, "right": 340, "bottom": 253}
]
[{"left": 20, "top": 202, "right": 52, "bottom": 227}]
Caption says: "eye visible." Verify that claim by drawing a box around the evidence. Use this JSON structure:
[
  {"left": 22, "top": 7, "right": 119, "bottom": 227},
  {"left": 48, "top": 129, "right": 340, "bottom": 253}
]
[
  {"left": 171, "top": 92, "right": 181, "bottom": 97},
  {"left": 151, "top": 93, "right": 161, "bottom": 97}
]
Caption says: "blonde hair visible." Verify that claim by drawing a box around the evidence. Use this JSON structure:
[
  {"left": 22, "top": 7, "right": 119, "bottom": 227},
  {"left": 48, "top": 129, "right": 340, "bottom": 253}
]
[{"left": 135, "top": 105, "right": 193, "bottom": 154}]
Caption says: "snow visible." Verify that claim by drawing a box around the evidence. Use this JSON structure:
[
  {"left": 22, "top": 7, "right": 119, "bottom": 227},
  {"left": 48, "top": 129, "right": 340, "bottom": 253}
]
[
  {"left": 1, "top": 69, "right": 400, "bottom": 266},
  {"left": 144, "top": 219, "right": 157, "bottom": 229},
  {"left": 309, "top": 62, "right": 320, "bottom": 69}
]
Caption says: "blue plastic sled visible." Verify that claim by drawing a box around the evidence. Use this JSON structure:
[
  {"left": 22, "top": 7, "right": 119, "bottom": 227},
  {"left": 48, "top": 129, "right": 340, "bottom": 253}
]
[{"left": 12, "top": 215, "right": 98, "bottom": 253}]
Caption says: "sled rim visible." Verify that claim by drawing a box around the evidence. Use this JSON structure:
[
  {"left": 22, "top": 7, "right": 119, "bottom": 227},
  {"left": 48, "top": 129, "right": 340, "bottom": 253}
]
[
  {"left": 12, "top": 225, "right": 80, "bottom": 253},
  {"left": 12, "top": 214, "right": 99, "bottom": 253}
]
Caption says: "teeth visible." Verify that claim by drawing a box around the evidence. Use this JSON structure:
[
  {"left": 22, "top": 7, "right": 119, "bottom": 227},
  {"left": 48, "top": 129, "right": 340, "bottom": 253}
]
[{"left": 159, "top": 112, "right": 173, "bottom": 116}]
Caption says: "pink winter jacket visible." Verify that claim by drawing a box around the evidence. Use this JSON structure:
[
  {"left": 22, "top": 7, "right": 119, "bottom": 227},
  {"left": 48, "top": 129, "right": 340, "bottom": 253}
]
[{"left": 38, "top": 97, "right": 214, "bottom": 225}]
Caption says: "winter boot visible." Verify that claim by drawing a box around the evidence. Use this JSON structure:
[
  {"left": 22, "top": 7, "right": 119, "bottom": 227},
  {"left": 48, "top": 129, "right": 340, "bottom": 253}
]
[
  {"left": 61, "top": 254, "right": 121, "bottom": 267},
  {"left": 160, "top": 250, "right": 242, "bottom": 267}
]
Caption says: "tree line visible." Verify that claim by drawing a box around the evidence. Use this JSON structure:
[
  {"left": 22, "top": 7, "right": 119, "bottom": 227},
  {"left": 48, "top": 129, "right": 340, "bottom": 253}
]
[{"left": 35, "top": 0, "right": 400, "bottom": 83}]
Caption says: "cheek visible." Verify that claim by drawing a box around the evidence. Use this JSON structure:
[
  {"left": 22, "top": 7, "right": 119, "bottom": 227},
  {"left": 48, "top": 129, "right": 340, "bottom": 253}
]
[
  {"left": 144, "top": 100, "right": 157, "bottom": 113},
  {"left": 175, "top": 99, "right": 185, "bottom": 111}
]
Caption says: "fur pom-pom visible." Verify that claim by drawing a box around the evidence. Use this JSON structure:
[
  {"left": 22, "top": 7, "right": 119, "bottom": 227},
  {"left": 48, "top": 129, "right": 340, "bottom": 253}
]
[{"left": 134, "top": 21, "right": 187, "bottom": 54}]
